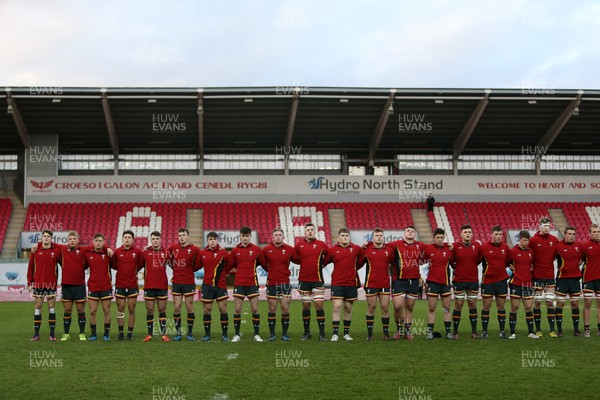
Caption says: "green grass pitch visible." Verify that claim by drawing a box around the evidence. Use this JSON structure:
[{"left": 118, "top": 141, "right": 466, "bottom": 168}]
[{"left": 1, "top": 300, "right": 599, "bottom": 400}]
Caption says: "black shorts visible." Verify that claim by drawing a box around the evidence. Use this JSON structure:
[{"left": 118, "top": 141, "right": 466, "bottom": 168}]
[
  {"left": 364, "top": 287, "right": 391, "bottom": 296},
  {"left": 426, "top": 281, "right": 452, "bottom": 296},
  {"left": 556, "top": 278, "right": 581, "bottom": 297},
  {"left": 331, "top": 286, "right": 358, "bottom": 301},
  {"left": 115, "top": 287, "right": 139, "bottom": 298},
  {"left": 32, "top": 288, "right": 57, "bottom": 298},
  {"left": 453, "top": 281, "right": 479, "bottom": 300},
  {"left": 582, "top": 280, "right": 600, "bottom": 297},
  {"left": 201, "top": 283, "right": 229, "bottom": 303},
  {"left": 298, "top": 281, "right": 325, "bottom": 292},
  {"left": 172, "top": 283, "right": 196, "bottom": 297},
  {"left": 509, "top": 284, "right": 534, "bottom": 299},
  {"left": 61, "top": 284, "right": 86, "bottom": 302},
  {"left": 88, "top": 290, "right": 113, "bottom": 300},
  {"left": 391, "top": 279, "right": 420, "bottom": 298},
  {"left": 144, "top": 289, "right": 168, "bottom": 300},
  {"left": 532, "top": 278, "right": 556, "bottom": 290},
  {"left": 266, "top": 284, "right": 292, "bottom": 299},
  {"left": 481, "top": 280, "right": 508, "bottom": 297},
  {"left": 233, "top": 286, "right": 260, "bottom": 299}
]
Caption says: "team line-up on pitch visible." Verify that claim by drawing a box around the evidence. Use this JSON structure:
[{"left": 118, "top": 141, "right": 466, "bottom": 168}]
[{"left": 26, "top": 219, "right": 600, "bottom": 343}]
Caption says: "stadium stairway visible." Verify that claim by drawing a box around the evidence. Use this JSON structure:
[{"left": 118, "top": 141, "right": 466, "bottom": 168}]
[
  {"left": 548, "top": 208, "right": 568, "bottom": 234},
  {"left": 328, "top": 208, "right": 347, "bottom": 243},
  {"left": 411, "top": 208, "right": 433, "bottom": 243},
  {"left": 0, "top": 191, "right": 25, "bottom": 259},
  {"left": 186, "top": 209, "right": 203, "bottom": 247}
]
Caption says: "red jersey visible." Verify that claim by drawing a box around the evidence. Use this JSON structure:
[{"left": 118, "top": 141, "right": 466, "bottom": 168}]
[
  {"left": 581, "top": 240, "right": 600, "bottom": 283},
  {"left": 452, "top": 240, "right": 482, "bottom": 283},
  {"left": 555, "top": 240, "right": 582, "bottom": 279},
  {"left": 362, "top": 243, "right": 394, "bottom": 289},
  {"left": 530, "top": 232, "right": 559, "bottom": 280},
  {"left": 387, "top": 240, "right": 425, "bottom": 280},
  {"left": 168, "top": 243, "right": 201, "bottom": 285},
  {"left": 84, "top": 248, "right": 112, "bottom": 292},
  {"left": 481, "top": 241, "right": 512, "bottom": 284},
  {"left": 262, "top": 243, "right": 296, "bottom": 286},
  {"left": 200, "top": 245, "right": 229, "bottom": 289},
  {"left": 58, "top": 244, "right": 91, "bottom": 286},
  {"left": 27, "top": 244, "right": 62, "bottom": 290},
  {"left": 325, "top": 243, "right": 364, "bottom": 287},
  {"left": 111, "top": 246, "right": 142, "bottom": 288},
  {"left": 424, "top": 243, "right": 454, "bottom": 285},
  {"left": 227, "top": 243, "right": 264, "bottom": 287},
  {"left": 509, "top": 245, "right": 533, "bottom": 287},
  {"left": 294, "top": 238, "right": 329, "bottom": 283},
  {"left": 139, "top": 247, "right": 169, "bottom": 290}
]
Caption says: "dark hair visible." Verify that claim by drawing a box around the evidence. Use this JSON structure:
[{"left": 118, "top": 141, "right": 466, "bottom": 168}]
[
  {"left": 492, "top": 225, "right": 503, "bottom": 233},
  {"left": 272, "top": 227, "right": 284, "bottom": 235},
  {"left": 178, "top": 228, "right": 189, "bottom": 235},
  {"left": 240, "top": 226, "right": 252, "bottom": 235},
  {"left": 93, "top": 233, "right": 105, "bottom": 240},
  {"left": 42, "top": 229, "right": 53, "bottom": 237},
  {"left": 372, "top": 227, "right": 384, "bottom": 234},
  {"left": 338, "top": 228, "right": 349, "bottom": 235},
  {"left": 518, "top": 230, "right": 531, "bottom": 239},
  {"left": 564, "top": 226, "right": 576, "bottom": 234},
  {"left": 460, "top": 224, "right": 472, "bottom": 232},
  {"left": 405, "top": 225, "right": 416, "bottom": 231},
  {"left": 304, "top": 223, "right": 315, "bottom": 228},
  {"left": 433, "top": 228, "right": 445, "bottom": 236},
  {"left": 122, "top": 230, "right": 135, "bottom": 238},
  {"left": 150, "top": 231, "right": 161, "bottom": 238},
  {"left": 207, "top": 231, "right": 218, "bottom": 239}
]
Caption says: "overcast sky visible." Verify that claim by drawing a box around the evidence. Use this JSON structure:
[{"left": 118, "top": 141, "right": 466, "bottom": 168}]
[{"left": 1, "top": 0, "right": 598, "bottom": 89}]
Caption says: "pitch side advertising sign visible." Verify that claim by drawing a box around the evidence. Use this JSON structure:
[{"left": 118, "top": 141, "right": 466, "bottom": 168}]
[
  {"left": 20, "top": 231, "right": 71, "bottom": 249},
  {"left": 25, "top": 175, "right": 600, "bottom": 203}
]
